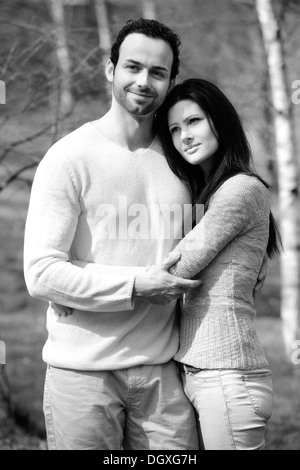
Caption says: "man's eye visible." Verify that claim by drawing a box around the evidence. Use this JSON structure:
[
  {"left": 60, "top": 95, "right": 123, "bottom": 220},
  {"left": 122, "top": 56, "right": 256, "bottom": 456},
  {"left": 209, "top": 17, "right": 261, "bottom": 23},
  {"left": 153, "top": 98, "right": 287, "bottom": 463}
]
[
  {"left": 152, "top": 71, "right": 165, "bottom": 79},
  {"left": 127, "top": 65, "right": 139, "bottom": 71}
]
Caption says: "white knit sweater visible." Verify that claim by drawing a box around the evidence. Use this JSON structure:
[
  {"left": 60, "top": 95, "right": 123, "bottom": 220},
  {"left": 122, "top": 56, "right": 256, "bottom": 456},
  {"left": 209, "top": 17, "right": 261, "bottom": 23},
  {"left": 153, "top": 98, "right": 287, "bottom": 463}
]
[
  {"left": 24, "top": 122, "right": 191, "bottom": 370},
  {"left": 170, "top": 174, "right": 271, "bottom": 370}
]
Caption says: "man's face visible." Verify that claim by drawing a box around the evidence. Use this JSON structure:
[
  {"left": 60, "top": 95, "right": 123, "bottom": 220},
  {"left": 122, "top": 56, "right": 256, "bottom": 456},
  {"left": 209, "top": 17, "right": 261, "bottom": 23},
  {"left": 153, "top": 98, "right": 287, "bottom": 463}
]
[{"left": 107, "top": 33, "right": 174, "bottom": 117}]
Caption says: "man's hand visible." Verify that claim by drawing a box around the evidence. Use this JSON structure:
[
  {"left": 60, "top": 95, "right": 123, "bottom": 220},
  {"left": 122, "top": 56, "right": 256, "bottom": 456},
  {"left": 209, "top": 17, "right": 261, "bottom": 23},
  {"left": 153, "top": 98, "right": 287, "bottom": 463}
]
[
  {"left": 254, "top": 254, "right": 268, "bottom": 297},
  {"left": 52, "top": 303, "right": 73, "bottom": 317},
  {"left": 133, "top": 253, "right": 202, "bottom": 305}
]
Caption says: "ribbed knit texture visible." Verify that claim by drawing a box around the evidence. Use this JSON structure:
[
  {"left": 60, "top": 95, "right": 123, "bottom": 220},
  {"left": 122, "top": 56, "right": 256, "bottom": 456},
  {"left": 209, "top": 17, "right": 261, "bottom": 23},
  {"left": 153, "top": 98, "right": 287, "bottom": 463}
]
[
  {"left": 170, "top": 174, "right": 271, "bottom": 370},
  {"left": 24, "top": 122, "right": 191, "bottom": 370}
]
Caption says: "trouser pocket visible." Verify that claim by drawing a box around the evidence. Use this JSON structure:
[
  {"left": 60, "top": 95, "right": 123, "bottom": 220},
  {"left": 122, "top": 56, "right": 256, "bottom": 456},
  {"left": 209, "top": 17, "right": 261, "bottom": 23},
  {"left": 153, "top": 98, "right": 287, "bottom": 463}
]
[{"left": 241, "top": 371, "right": 273, "bottom": 421}]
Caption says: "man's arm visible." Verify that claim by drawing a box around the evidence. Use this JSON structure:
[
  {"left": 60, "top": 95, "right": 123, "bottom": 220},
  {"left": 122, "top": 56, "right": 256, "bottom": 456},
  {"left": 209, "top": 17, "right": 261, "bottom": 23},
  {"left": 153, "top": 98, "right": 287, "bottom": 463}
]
[
  {"left": 24, "top": 149, "right": 199, "bottom": 311},
  {"left": 24, "top": 150, "right": 140, "bottom": 312}
]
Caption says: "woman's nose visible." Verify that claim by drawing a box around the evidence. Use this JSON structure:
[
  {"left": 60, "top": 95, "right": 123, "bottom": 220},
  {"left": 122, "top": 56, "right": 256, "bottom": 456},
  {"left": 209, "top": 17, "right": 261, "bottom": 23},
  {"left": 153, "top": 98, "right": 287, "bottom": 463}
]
[{"left": 181, "top": 132, "right": 193, "bottom": 144}]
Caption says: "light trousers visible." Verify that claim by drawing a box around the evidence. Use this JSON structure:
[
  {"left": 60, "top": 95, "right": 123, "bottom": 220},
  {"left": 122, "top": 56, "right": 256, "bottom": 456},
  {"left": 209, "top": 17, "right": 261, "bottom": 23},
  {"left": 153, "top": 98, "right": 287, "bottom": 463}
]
[
  {"left": 182, "top": 368, "right": 273, "bottom": 450},
  {"left": 43, "top": 361, "right": 199, "bottom": 450}
]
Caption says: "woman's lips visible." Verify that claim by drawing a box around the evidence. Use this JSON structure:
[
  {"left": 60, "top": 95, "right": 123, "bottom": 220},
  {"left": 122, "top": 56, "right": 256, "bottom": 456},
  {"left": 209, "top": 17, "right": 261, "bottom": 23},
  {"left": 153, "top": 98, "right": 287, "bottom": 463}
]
[{"left": 184, "top": 144, "right": 201, "bottom": 154}]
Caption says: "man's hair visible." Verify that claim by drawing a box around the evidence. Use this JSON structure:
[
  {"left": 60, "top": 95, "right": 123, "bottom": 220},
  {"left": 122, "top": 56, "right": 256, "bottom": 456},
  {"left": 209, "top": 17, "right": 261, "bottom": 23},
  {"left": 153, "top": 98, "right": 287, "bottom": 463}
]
[{"left": 110, "top": 18, "right": 181, "bottom": 80}]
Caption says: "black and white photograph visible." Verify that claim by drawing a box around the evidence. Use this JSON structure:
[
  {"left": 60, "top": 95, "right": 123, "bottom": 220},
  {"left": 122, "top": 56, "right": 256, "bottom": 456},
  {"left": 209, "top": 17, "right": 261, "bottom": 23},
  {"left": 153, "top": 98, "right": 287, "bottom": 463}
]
[{"left": 0, "top": 0, "right": 299, "bottom": 452}]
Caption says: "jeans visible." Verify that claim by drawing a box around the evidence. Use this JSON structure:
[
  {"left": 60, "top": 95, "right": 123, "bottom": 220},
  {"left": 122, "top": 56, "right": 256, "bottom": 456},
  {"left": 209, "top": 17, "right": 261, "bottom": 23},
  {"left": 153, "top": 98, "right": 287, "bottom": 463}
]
[
  {"left": 43, "top": 361, "right": 199, "bottom": 450},
  {"left": 182, "top": 368, "right": 273, "bottom": 450}
]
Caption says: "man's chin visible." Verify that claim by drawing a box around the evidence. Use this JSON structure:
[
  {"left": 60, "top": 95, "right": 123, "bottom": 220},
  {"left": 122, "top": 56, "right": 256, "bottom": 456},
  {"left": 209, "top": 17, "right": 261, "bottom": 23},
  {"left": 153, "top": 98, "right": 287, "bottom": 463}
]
[{"left": 128, "top": 105, "right": 155, "bottom": 117}]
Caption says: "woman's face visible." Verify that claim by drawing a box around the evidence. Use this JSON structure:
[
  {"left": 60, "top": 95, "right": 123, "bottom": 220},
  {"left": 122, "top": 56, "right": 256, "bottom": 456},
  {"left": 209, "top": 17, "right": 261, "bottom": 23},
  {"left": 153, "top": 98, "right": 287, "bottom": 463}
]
[{"left": 168, "top": 99, "right": 219, "bottom": 171}]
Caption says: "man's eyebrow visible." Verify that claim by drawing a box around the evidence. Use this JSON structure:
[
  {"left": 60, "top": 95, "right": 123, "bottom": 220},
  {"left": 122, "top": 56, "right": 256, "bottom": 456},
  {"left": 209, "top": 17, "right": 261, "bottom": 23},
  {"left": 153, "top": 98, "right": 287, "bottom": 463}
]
[{"left": 124, "top": 59, "right": 169, "bottom": 73}]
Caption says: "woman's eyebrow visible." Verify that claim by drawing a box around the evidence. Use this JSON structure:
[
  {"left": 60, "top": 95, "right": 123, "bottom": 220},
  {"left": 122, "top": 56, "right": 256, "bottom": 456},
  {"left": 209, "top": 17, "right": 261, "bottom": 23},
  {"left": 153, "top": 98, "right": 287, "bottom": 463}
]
[
  {"left": 169, "top": 114, "right": 201, "bottom": 127},
  {"left": 183, "top": 114, "right": 201, "bottom": 122}
]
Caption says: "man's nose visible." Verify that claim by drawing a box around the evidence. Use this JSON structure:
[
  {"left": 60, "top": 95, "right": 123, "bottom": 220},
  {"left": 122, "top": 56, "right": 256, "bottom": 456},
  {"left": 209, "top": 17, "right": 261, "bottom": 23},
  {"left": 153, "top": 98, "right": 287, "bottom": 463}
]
[{"left": 136, "top": 70, "right": 150, "bottom": 87}]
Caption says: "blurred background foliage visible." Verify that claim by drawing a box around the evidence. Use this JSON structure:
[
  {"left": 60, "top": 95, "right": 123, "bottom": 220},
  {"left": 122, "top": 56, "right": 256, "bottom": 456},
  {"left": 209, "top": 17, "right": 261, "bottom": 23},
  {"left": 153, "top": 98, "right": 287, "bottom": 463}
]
[{"left": 0, "top": 0, "right": 299, "bottom": 450}]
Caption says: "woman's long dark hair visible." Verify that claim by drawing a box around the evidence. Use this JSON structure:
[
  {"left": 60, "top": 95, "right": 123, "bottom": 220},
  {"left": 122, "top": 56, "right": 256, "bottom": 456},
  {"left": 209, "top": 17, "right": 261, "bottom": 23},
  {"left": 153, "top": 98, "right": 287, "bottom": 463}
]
[{"left": 156, "top": 78, "right": 281, "bottom": 258}]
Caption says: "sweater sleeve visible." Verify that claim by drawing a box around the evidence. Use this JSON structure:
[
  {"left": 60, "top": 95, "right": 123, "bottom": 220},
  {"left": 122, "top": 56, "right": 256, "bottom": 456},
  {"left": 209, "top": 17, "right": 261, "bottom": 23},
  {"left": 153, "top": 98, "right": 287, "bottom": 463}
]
[
  {"left": 169, "top": 176, "right": 269, "bottom": 279},
  {"left": 23, "top": 149, "right": 144, "bottom": 312}
]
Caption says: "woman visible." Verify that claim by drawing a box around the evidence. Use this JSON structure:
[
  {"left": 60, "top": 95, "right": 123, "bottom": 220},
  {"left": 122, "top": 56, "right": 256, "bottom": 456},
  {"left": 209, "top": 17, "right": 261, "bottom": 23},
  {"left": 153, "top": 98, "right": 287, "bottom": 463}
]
[{"left": 155, "top": 78, "right": 281, "bottom": 450}]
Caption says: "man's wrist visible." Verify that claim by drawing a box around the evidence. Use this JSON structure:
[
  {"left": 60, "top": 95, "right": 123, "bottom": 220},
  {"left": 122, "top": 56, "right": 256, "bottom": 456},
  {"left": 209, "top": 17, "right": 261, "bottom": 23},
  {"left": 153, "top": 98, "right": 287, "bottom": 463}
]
[{"left": 133, "top": 274, "right": 147, "bottom": 298}]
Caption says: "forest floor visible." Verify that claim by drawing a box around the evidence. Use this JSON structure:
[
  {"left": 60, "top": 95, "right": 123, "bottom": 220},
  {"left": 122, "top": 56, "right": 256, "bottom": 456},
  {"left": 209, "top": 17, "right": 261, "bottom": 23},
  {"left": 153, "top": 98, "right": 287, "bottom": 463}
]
[{"left": 0, "top": 104, "right": 299, "bottom": 450}]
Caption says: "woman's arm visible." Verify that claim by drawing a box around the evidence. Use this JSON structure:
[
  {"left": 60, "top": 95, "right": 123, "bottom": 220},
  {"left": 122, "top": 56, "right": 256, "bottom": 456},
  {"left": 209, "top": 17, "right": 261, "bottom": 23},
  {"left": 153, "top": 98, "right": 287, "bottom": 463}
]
[{"left": 169, "top": 176, "right": 270, "bottom": 279}]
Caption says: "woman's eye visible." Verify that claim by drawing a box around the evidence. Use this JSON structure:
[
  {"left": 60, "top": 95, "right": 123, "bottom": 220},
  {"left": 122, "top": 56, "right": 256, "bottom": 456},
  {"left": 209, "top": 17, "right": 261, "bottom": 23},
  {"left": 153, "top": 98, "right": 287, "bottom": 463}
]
[
  {"left": 189, "top": 118, "right": 201, "bottom": 125},
  {"left": 170, "top": 127, "right": 180, "bottom": 134}
]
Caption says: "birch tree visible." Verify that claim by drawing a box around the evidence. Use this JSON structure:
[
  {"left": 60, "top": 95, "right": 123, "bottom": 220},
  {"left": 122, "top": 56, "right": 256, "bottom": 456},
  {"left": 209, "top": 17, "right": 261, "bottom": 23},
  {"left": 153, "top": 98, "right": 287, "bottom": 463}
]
[
  {"left": 49, "top": 0, "right": 73, "bottom": 114},
  {"left": 94, "top": 0, "right": 112, "bottom": 100},
  {"left": 0, "top": 365, "right": 14, "bottom": 440},
  {"left": 256, "top": 0, "right": 300, "bottom": 361}
]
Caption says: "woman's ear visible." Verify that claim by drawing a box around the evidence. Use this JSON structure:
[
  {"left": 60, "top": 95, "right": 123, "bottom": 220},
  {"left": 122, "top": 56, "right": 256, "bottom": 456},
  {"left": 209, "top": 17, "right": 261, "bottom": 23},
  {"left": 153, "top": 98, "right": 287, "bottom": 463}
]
[{"left": 105, "top": 59, "right": 115, "bottom": 83}]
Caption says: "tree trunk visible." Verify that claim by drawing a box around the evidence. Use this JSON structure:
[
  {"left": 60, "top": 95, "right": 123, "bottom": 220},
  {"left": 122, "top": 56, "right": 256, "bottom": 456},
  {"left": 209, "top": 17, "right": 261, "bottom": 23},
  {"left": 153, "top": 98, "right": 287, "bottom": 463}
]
[
  {"left": 0, "top": 366, "right": 14, "bottom": 440},
  {"left": 49, "top": 0, "right": 73, "bottom": 115},
  {"left": 142, "top": 0, "right": 156, "bottom": 19},
  {"left": 256, "top": 0, "right": 300, "bottom": 361},
  {"left": 94, "top": 0, "right": 112, "bottom": 101}
]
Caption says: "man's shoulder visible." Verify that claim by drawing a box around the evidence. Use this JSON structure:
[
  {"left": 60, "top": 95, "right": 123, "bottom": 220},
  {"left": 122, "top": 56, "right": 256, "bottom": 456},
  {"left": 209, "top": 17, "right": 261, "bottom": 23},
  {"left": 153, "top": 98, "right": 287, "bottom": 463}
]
[
  {"left": 48, "top": 123, "right": 91, "bottom": 153},
  {"left": 41, "top": 123, "right": 99, "bottom": 168}
]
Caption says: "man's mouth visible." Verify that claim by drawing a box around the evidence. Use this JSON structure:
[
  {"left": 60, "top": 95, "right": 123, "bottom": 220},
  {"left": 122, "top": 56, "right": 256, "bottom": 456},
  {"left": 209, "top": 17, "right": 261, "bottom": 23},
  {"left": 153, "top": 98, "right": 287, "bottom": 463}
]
[{"left": 129, "top": 90, "right": 154, "bottom": 99}]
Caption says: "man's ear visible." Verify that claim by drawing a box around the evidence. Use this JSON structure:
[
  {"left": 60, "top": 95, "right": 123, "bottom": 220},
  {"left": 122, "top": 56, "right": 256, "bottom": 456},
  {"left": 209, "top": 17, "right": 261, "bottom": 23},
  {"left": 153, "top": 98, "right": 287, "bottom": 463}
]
[
  {"left": 106, "top": 59, "right": 115, "bottom": 83},
  {"left": 167, "top": 79, "right": 175, "bottom": 94}
]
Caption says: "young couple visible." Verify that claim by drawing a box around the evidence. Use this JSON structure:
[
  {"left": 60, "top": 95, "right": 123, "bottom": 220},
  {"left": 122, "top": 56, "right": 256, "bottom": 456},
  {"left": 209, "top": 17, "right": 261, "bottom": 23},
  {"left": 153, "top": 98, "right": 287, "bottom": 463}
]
[{"left": 24, "top": 18, "right": 280, "bottom": 451}]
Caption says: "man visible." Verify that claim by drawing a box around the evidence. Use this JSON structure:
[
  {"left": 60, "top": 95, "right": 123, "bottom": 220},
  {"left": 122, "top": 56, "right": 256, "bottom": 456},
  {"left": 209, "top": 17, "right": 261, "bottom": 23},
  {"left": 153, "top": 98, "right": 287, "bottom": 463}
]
[{"left": 24, "top": 19, "right": 200, "bottom": 450}]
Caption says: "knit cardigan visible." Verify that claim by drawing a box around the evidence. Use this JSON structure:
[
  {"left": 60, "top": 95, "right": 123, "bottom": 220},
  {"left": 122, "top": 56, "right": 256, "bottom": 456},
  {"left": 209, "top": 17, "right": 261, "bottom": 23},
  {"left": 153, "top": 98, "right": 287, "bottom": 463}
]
[{"left": 170, "top": 174, "right": 271, "bottom": 370}]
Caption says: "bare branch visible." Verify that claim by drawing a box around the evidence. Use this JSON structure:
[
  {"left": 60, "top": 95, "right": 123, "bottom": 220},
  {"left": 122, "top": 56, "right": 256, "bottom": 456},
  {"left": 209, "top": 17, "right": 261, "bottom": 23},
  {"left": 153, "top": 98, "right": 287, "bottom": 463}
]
[
  {"left": 0, "top": 20, "right": 45, "bottom": 34},
  {"left": 0, "top": 123, "right": 54, "bottom": 164},
  {"left": 0, "top": 162, "right": 38, "bottom": 193}
]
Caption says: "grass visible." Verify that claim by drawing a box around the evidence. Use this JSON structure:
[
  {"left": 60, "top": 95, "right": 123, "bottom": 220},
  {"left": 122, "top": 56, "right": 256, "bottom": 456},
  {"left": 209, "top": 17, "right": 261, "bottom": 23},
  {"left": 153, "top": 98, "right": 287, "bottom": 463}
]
[
  {"left": 1, "top": 305, "right": 299, "bottom": 450},
  {"left": 256, "top": 318, "right": 300, "bottom": 450}
]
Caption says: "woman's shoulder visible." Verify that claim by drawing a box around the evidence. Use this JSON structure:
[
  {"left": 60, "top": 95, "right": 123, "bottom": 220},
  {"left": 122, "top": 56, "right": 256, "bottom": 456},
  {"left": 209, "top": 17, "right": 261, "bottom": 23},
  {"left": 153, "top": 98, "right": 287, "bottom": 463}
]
[
  {"left": 217, "top": 174, "right": 269, "bottom": 198},
  {"left": 211, "top": 174, "right": 270, "bottom": 212}
]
